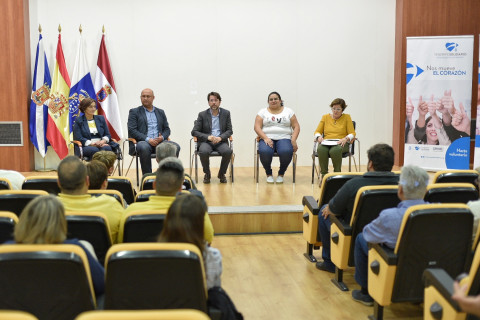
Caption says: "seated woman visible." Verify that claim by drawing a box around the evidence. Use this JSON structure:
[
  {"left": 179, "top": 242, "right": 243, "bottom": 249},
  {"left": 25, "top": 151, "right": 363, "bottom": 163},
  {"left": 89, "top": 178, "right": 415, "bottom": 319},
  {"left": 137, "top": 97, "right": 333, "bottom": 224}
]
[
  {"left": 6, "top": 195, "right": 105, "bottom": 296},
  {"left": 254, "top": 91, "right": 300, "bottom": 184},
  {"left": 159, "top": 193, "right": 221, "bottom": 289},
  {"left": 314, "top": 98, "right": 355, "bottom": 179},
  {"left": 73, "top": 97, "right": 118, "bottom": 158}
]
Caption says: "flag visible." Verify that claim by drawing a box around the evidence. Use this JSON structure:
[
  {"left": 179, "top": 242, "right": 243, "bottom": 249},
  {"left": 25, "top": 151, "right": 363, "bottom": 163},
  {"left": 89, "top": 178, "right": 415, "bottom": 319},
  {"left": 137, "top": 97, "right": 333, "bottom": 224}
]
[
  {"left": 29, "top": 34, "right": 51, "bottom": 158},
  {"left": 94, "top": 34, "right": 123, "bottom": 140},
  {"left": 69, "top": 33, "right": 96, "bottom": 135},
  {"left": 46, "top": 33, "right": 71, "bottom": 159}
]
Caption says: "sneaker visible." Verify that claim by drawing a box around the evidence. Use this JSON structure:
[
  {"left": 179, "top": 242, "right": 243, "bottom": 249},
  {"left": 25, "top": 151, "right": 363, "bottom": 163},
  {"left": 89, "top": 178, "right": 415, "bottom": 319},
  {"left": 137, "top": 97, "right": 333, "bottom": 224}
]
[
  {"left": 203, "top": 173, "right": 211, "bottom": 184},
  {"left": 266, "top": 176, "right": 274, "bottom": 184},
  {"left": 276, "top": 176, "right": 284, "bottom": 184},
  {"left": 352, "top": 289, "right": 374, "bottom": 306},
  {"left": 315, "top": 261, "right": 335, "bottom": 273}
]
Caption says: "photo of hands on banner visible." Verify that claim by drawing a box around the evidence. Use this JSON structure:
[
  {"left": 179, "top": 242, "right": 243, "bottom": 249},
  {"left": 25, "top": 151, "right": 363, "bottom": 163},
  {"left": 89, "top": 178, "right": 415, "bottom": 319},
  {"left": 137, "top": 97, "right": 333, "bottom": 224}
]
[{"left": 405, "top": 90, "right": 470, "bottom": 146}]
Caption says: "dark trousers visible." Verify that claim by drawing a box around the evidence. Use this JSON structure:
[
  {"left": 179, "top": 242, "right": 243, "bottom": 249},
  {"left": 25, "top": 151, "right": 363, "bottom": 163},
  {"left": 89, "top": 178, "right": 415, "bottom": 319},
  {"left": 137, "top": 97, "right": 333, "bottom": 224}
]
[
  {"left": 354, "top": 232, "right": 369, "bottom": 290},
  {"left": 136, "top": 140, "right": 181, "bottom": 175},
  {"left": 198, "top": 141, "right": 232, "bottom": 176},
  {"left": 317, "top": 204, "right": 335, "bottom": 269}
]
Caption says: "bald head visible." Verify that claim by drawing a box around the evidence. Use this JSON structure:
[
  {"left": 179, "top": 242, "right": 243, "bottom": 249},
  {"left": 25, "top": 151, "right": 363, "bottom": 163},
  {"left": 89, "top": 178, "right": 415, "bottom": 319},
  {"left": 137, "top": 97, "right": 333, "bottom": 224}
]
[
  {"left": 140, "top": 88, "right": 155, "bottom": 110},
  {"left": 58, "top": 156, "right": 88, "bottom": 193}
]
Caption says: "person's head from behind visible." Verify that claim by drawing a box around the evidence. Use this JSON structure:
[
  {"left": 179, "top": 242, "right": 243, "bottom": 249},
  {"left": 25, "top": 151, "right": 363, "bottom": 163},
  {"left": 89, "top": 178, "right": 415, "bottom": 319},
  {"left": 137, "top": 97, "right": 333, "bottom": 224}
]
[
  {"left": 154, "top": 157, "right": 184, "bottom": 196},
  {"left": 86, "top": 160, "right": 108, "bottom": 190},
  {"left": 58, "top": 156, "right": 88, "bottom": 194},
  {"left": 158, "top": 193, "right": 207, "bottom": 252},
  {"left": 14, "top": 195, "right": 66, "bottom": 244},
  {"left": 92, "top": 151, "right": 117, "bottom": 175},
  {"left": 367, "top": 143, "right": 395, "bottom": 172},
  {"left": 398, "top": 165, "right": 429, "bottom": 200},
  {"left": 156, "top": 142, "right": 178, "bottom": 164}
]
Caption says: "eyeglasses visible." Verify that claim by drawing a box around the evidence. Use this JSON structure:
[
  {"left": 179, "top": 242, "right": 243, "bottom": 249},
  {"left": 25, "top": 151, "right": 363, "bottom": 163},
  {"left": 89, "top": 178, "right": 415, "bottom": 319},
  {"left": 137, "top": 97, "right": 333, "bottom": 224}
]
[
  {"left": 331, "top": 108, "right": 342, "bottom": 112},
  {"left": 269, "top": 98, "right": 280, "bottom": 101}
]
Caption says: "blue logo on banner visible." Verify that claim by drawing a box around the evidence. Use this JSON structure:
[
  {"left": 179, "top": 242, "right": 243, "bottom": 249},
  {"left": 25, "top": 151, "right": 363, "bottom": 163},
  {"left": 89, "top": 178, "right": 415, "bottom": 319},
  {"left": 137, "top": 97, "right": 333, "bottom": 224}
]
[
  {"left": 445, "top": 137, "right": 469, "bottom": 169},
  {"left": 445, "top": 42, "right": 459, "bottom": 52},
  {"left": 406, "top": 63, "right": 424, "bottom": 84}
]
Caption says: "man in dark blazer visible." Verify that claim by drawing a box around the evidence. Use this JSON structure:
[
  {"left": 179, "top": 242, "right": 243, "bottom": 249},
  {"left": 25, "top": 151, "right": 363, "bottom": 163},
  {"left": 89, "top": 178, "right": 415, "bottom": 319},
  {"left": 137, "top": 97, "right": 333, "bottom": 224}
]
[
  {"left": 127, "top": 88, "right": 180, "bottom": 176},
  {"left": 191, "top": 92, "right": 233, "bottom": 183}
]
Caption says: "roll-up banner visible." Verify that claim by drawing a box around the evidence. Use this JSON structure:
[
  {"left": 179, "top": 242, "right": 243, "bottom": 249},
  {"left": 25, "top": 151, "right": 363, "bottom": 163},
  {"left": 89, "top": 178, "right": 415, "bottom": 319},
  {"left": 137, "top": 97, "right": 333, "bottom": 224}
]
[
  {"left": 404, "top": 35, "right": 473, "bottom": 170},
  {"left": 473, "top": 37, "right": 480, "bottom": 169}
]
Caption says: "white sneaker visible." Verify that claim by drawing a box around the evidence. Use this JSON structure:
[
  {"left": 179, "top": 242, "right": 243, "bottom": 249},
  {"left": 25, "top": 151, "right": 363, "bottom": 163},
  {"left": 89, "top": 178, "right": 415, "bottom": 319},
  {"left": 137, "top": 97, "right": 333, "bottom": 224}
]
[
  {"left": 276, "top": 176, "right": 284, "bottom": 184},
  {"left": 266, "top": 176, "right": 274, "bottom": 184}
]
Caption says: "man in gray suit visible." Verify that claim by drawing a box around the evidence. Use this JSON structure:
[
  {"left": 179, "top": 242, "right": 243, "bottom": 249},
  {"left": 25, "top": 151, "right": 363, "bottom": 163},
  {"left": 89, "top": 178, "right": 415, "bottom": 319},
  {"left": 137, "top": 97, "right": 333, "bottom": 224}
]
[
  {"left": 127, "top": 88, "right": 180, "bottom": 176},
  {"left": 191, "top": 92, "right": 233, "bottom": 184}
]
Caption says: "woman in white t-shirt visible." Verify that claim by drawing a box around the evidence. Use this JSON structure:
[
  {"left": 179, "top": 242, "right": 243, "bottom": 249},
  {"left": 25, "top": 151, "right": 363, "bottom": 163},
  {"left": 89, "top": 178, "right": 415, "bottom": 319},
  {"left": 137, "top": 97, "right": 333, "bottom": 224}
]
[{"left": 254, "top": 92, "right": 300, "bottom": 184}]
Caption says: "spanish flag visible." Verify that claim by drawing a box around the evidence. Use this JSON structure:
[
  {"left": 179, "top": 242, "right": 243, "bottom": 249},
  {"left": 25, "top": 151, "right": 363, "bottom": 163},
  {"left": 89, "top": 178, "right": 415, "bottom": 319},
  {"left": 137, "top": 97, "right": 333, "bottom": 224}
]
[{"left": 46, "top": 33, "right": 71, "bottom": 159}]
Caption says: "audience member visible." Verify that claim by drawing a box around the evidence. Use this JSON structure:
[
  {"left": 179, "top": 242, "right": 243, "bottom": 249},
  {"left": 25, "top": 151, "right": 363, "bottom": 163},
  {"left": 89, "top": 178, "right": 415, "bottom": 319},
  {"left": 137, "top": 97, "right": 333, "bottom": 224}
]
[
  {"left": 92, "top": 150, "right": 117, "bottom": 175},
  {"left": 316, "top": 143, "right": 399, "bottom": 273},
  {"left": 86, "top": 160, "right": 108, "bottom": 190},
  {"left": 57, "top": 156, "right": 123, "bottom": 243},
  {"left": 191, "top": 91, "right": 233, "bottom": 184},
  {"left": 351, "top": 165, "right": 429, "bottom": 305},
  {"left": 122, "top": 157, "right": 213, "bottom": 243},
  {"left": 0, "top": 169, "right": 25, "bottom": 190},
  {"left": 6, "top": 195, "right": 105, "bottom": 295},
  {"left": 127, "top": 88, "right": 180, "bottom": 176},
  {"left": 452, "top": 280, "right": 480, "bottom": 317}
]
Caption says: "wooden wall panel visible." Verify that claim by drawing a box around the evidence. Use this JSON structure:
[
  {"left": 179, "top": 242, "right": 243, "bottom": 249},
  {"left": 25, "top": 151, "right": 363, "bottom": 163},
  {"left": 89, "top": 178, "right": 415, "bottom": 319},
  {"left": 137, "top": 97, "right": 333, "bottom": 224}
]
[
  {"left": 0, "top": 0, "right": 32, "bottom": 172},
  {"left": 393, "top": 0, "right": 480, "bottom": 166}
]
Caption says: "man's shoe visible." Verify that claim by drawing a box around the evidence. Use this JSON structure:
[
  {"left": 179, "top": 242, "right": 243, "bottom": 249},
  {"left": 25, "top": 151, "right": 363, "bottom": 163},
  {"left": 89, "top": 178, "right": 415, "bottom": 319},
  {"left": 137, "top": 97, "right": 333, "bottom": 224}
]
[
  {"left": 218, "top": 174, "right": 227, "bottom": 183},
  {"left": 203, "top": 173, "right": 211, "bottom": 184},
  {"left": 352, "top": 290, "right": 374, "bottom": 306},
  {"left": 315, "top": 261, "right": 335, "bottom": 273},
  {"left": 266, "top": 176, "right": 274, "bottom": 184}
]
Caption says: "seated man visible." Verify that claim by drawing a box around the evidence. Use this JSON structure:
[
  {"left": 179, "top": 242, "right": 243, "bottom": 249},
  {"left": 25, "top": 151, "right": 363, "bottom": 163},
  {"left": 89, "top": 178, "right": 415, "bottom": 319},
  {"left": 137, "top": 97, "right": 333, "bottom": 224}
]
[
  {"left": 191, "top": 91, "right": 233, "bottom": 184},
  {"left": 127, "top": 88, "right": 180, "bottom": 176},
  {"left": 351, "top": 165, "right": 428, "bottom": 305},
  {"left": 123, "top": 157, "right": 213, "bottom": 244},
  {"left": 92, "top": 150, "right": 117, "bottom": 175},
  {"left": 317, "top": 143, "right": 399, "bottom": 273},
  {"left": 57, "top": 156, "right": 124, "bottom": 243},
  {"left": 86, "top": 160, "right": 109, "bottom": 190},
  {"left": 141, "top": 141, "right": 196, "bottom": 190}
]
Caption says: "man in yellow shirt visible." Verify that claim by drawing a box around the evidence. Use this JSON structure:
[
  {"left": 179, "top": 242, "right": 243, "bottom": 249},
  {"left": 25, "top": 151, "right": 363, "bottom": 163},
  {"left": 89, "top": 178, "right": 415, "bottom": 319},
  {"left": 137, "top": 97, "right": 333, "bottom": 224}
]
[
  {"left": 121, "top": 157, "right": 214, "bottom": 243},
  {"left": 57, "top": 156, "right": 124, "bottom": 243}
]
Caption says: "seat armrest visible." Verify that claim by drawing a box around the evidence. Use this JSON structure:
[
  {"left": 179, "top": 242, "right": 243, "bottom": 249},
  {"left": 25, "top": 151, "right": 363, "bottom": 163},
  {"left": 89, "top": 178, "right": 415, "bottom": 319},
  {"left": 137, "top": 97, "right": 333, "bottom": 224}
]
[
  {"left": 329, "top": 214, "right": 351, "bottom": 235},
  {"left": 368, "top": 242, "right": 397, "bottom": 265},
  {"left": 302, "top": 196, "right": 319, "bottom": 215},
  {"left": 128, "top": 138, "right": 137, "bottom": 144},
  {"left": 72, "top": 140, "right": 82, "bottom": 147},
  {"left": 423, "top": 268, "right": 461, "bottom": 311}
]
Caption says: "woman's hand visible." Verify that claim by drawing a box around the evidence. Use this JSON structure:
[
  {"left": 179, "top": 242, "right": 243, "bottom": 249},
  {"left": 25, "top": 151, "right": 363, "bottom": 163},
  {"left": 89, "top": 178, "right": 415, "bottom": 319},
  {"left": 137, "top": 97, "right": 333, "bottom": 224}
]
[
  {"left": 291, "top": 140, "right": 298, "bottom": 152},
  {"left": 316, "top": 136, "right": 324, "bottom": 143},
  {"left": 337, "top": 138, "right": 348, "bottom": 147},
  {"left": 264, "top": 138, "right": 273, "bottom": 148}
]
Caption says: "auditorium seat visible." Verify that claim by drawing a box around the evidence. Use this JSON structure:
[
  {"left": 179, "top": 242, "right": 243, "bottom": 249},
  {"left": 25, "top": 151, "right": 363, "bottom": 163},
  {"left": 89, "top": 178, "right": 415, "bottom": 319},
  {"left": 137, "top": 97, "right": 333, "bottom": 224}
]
[
  {"left": 0, "top": 177, "right": 12, "bottom": 190},
  {"left": 424, "top": 182, "right": 478, "bottom": 204},
  {"left": 0, "top": 310, "right": 38, "bottom": 320},
  {"left": 0, "top": 211, "right": 18, "bottom": 243},
  {"left": 22, "top": 176, "right": 60, "bottom": 194},
  {"left": 0, "top": 190, "right": 48, "bottom": 216},
  {"left": 75, "top": 309, "right": 210, "bottom": 320},
  {"left": 88, "top": 189, "right": 125, "bottom": 207},
  {"left": 118, "top": 209, "right": 166, "bottom": 243},
  {"left": 432, "top": 169, "right": 479, "bottom": 188},
  {"left": 106, "top": 176, "right": 135, "bottom": 205},
  {"left": 135, "top": 190, "right": 156, "bottom": 202}
]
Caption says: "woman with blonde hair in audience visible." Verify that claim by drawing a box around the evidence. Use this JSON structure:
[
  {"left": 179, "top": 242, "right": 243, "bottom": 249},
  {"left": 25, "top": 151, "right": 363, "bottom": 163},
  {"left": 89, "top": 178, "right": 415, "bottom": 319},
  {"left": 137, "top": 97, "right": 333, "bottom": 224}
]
[{"left": 6, "top": 195, "right": 105, "bottom": 295}]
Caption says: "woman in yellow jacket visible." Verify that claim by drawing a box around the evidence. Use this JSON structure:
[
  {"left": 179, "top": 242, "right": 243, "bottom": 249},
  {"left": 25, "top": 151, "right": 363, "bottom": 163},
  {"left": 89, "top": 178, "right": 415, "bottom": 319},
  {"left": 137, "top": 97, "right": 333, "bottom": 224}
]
[{"left": 314, "top": 98, "right": 356, "bottom": 179}]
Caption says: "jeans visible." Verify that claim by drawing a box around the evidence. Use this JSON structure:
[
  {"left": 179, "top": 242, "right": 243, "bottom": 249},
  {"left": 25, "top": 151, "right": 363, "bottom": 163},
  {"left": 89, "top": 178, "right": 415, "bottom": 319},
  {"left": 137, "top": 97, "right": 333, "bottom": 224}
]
[
  {"left": 258, "top": 139, "right": 293, "bottom": 176},
  {"left": 136, "top": 140, "right": 181, "bottom": 175},
  {"left": 354, "top": 232, "right": 369, "bottom": 290},
  {"left": 318, "top": 204, "right": 335, "bottom": 268}
]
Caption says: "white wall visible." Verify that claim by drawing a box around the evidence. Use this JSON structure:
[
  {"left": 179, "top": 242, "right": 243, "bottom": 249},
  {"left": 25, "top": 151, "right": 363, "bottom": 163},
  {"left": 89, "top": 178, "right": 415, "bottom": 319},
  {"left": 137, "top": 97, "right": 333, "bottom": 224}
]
[{"left": 29, "top": 0, "right": 396, "bottom": 170}]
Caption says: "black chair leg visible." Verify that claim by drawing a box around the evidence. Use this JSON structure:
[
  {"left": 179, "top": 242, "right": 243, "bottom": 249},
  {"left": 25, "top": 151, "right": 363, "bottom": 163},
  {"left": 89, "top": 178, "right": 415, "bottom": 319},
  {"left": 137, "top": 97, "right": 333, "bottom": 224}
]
[
  {"left": 331, "top": 268, "right": 348, "bottom": 291},
  {"left": 135, "top": 153, "right": 140, "bottom": 187},
  {"left": 368, "top": 301, "right": 383, "bottom": 320},
  {"left": 303, "top": 243, "right": 317, "bottom": 262}
]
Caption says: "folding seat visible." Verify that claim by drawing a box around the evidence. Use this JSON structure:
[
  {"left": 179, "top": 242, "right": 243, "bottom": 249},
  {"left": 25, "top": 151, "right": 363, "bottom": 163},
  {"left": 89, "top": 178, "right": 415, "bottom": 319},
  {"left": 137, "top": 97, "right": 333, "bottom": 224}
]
[
  {"left": 106, "top": 176, "right": 135, "bottom": 205},
  {"left": 0, "top": 244, "right": 96, "bottom": 320},
  {"left": 0, "top": 211, "right": 18, "bottom": 243},
  {"left": 301, "top": 172, "right": 364, "bottom": 262},
  {"left": 368, "top": 203, "right": 472, "bottom": 320},
  {"left": 0, "top": 310, "right": 38, "bottom": 320},
  {"left": 0, "top": 177, "right": 12, "bottom": 190},
  {"left": 432, "top": 169, "right": 478, "bottom": 189},
  {"left": 21, "top": 176, "right": 60, "bottom": 194},
  {"left": 423, "top": 235, "right": 480, "bottom": 320},
  {"left": 311, "top": 121, "right": 360, "bottom": 184},
  {"left": 87, "top": 189, "right": 125, "bottom": 207},
  {"left": 0, "top": 190, "right": 48, "bottom": 216},
  {"left": 330, "top": 185, "right": 400, "bottom": 291},
  {"left": 424, "top": 182, "right": 478, "bottom": 204},
  {"left": 135, "top": 190, "right": 156, "bottom": 202},
  {"left": 75, "top": 309, "right": 210, "bottom": 320},
  {"left": 65, "top": 211, "right": 112, "bottom": 265},
  {"left": 190, "top": 136, "right": 234, "bottom": 183},
  {"left": 254, "top": 136, "right": 295, "bottom": 183},
  {"left": 104, "top": 243, "right": 208, "bottom": 313},
  {"left": 141, "top": 174, "right": 195, "bottom": 191},
  {"left": 118, "top": 209, "right": 166, "bottom": 243}
]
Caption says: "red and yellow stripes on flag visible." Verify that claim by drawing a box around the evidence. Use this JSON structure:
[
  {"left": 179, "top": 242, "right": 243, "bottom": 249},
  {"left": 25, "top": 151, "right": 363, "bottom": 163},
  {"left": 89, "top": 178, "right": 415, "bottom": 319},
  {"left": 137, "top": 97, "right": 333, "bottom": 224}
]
[{"left": 46, "top": 33, "right": 71, "bottom": 159}]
